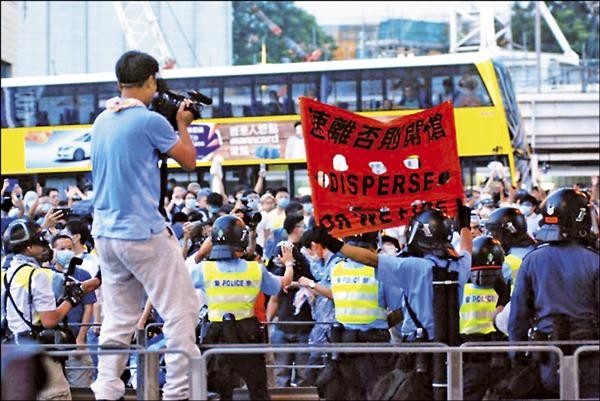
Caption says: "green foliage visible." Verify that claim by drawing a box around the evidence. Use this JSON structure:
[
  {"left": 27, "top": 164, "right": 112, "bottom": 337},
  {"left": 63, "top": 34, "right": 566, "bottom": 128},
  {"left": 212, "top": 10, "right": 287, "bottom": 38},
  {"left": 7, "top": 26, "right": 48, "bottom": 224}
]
[
  {"left": 511, "top": 1, "right": 598, "bottom": 58},
  {"left": 232, "top": 1, "right": 336, "bottom": 65}
]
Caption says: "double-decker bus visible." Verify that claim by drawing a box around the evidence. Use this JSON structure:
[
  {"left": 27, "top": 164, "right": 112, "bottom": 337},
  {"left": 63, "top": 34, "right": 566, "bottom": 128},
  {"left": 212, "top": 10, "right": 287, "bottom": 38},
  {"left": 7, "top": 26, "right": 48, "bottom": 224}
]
[{"left": 1, "top": 53, "right": 530, "bottom": 196}]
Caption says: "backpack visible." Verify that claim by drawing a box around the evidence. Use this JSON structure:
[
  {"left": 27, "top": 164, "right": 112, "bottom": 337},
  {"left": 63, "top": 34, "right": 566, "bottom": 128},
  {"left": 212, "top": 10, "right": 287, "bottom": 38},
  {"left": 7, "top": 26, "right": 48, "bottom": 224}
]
[{"left": 370, "top": 368, "right": 431, "bottom": 400}]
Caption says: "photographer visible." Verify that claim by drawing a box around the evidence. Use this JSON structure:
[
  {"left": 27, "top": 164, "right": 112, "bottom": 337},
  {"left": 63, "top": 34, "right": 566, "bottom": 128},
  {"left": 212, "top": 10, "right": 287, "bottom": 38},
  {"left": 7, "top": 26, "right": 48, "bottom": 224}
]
[
  {"left": 89, "top": 50, "right": 201, "bottom": 401},
  {"left": 1, "top": 219, "right": 85, "bottom": 400}
]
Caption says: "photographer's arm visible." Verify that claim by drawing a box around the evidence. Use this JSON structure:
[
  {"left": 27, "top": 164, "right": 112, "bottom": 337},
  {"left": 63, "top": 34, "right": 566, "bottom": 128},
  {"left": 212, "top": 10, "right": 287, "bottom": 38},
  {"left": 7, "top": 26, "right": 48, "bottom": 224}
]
[
  {"left": 192, "top": 237, "right": 213, "bottom": 264},
  {"left": 39, "top": 302, "right": 73, "bottom": 329},
  {"left": 245, "top": 228, "right": 257, "bottom": 259},
  {"left": 166, "top": 101, "right": 196, "bottom": 172}
]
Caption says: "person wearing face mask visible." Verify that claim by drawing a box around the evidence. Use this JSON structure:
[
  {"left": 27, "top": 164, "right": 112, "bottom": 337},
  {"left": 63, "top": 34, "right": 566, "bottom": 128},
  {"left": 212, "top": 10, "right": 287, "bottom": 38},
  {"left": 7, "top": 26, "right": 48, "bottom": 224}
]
[
  {"left": 296, "top": 228, "right": 342, "bottom": 388},
  {"left": 61, "top": 218, "right": 102, "bottom": 373},
  {"left": 266, "top": 214, "right": 314, "bottom": 389},
  {"left": 379, "top": 235, "right": 401, "bottom": 256},
  {"left": 257, "top": 193, "right": 276, "bottom": 248},
  {"left": 267, "top": 187, "right": 290, "bottom": 232},
  {"left": 51, "top": 234, "right": 97, "bottom": 387},
  {"left": 34, "top": 197, "right": 55, "bottom": 225},
  {"left": 299, "top": 195, "right": 315, "bottom": 229},
  {"left": 206, "top": 191, "right": 225, "bottom": 217},
  {"left": 181, "top": 191, "right": 198, "bottom": 215},
  {"left": 516, "top": 194, "right": 542, "bottom": 237},
  {"left": 165, "top": 185, "right": 186, "bottom": 218},
  {"left": 1, "top": 219, "right": 85, "bottom": 400}
]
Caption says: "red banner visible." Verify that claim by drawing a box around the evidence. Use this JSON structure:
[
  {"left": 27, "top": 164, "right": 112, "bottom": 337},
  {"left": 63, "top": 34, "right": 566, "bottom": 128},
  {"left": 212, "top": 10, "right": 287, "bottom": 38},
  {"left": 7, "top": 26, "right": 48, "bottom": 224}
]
[{"left": 299, "top": 97, "right": 463, "bottom": 237}]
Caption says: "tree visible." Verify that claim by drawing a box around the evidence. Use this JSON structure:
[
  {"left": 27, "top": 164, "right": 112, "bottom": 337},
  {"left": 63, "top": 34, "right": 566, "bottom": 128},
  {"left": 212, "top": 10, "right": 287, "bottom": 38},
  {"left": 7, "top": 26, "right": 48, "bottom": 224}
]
[
  {"left": 232, "top": 1, "right": 336, "bottom": 65},
  {"left": 511, "top": 1, "right": 598, "bottom": 59}
]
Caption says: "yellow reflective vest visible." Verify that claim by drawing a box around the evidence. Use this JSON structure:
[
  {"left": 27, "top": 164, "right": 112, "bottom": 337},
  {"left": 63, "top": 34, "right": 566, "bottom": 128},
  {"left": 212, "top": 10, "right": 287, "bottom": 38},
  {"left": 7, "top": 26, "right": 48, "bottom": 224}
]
[
  {"left": 203, "top": 260, "right": 261, "bottom": 322},
  {"left": 459, "top": 283, "right": 498, "bottom": 335},
  {"left": 504, "top": 254, "right": 522, "bottom": 295},
  {"left": 331, "top": 261, "right": 387, "bottom": 325},
  {"left": 2, "top": 264, "right": 54, "bottom": 326}
]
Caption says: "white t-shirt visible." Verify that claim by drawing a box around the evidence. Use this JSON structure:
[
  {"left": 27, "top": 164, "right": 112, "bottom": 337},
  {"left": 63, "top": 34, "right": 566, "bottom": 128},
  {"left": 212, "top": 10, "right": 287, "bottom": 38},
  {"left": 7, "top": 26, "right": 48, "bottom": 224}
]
[
  {"left": 285, "top": 135, "right": 306, "bottom": 159},
  {"left": 2, "top": 256, "right": 57, "bottom": 334},
  {"left": 77, "top": 252, "right": 102, "bottom": 305}
]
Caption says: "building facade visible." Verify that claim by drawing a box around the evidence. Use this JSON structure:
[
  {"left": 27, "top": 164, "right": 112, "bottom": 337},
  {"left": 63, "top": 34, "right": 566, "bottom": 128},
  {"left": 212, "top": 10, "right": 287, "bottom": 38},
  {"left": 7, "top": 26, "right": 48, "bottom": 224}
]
[{"left": 10, "top": 1, "right": 232, "bottom": 77}]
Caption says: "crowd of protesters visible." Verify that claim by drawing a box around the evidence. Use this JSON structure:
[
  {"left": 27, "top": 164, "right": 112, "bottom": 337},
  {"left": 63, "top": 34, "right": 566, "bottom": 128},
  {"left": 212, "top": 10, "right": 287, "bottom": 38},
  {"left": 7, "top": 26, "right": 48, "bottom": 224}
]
[
  {"left": 1, "top": 49, "right": 597, "bottom": 401},
  {"left": 2, "top": 160, "right": 598, "bottom": 399}
]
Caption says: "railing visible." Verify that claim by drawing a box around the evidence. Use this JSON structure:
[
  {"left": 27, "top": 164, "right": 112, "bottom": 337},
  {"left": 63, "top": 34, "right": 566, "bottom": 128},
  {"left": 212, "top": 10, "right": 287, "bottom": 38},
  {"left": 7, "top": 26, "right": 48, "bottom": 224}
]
[{"left": 5, "top": 323, "right": 596, "bottom": 400}]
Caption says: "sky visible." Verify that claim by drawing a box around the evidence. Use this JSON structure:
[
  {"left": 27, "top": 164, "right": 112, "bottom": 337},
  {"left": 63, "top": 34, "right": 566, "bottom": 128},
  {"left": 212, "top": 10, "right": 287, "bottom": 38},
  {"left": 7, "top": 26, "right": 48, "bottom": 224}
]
[{"left": 294, "top": 1, "right": 456, "bottom": 25}]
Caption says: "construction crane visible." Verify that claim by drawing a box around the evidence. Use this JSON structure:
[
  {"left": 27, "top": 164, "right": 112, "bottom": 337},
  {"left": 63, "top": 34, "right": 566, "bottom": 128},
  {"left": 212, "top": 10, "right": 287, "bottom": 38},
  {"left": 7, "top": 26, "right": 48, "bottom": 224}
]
[
  {"left": 113, "top": 1, "right": 176, "bottom": 69},
  {"left": 250, "top": 3, "right": 323, "bottom": 62}
]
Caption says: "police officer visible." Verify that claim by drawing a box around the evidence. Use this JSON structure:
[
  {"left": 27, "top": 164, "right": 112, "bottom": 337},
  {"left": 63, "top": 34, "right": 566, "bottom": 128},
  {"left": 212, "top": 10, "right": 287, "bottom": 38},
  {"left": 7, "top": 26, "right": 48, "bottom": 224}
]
[
  {"left": 321, "top": 231, "right": 403, "bottom": 400},
  {"left": 459, "top": 235, "right": 509, "bottom": 400},
  {"left": 485, "top": 207, "right": 536, "bottom": 290},
  {"left": 1, "top": 219, "right": 84, "bottom": 400},
  {"left": 313, "top": 203, "right": 473, "bottom": 399},
  {"left": 509, "top": 188, "right": 599, "bottom": 399},
  {"left": 186, "top": 215, "right": 294, "bottom": 400}
]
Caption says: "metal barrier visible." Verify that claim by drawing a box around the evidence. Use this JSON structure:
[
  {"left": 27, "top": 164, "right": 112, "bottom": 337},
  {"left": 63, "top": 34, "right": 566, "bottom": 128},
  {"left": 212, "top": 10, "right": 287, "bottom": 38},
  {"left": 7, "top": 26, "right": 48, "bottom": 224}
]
[
  {"left": 42, "top": 346, "right": 192, "bottom": 401},
  {"left": 573, "top": 345, "right": 600, "bottom": 400},
  {"left": 6, "top": 338, "right": 597, "bottom": 400},
  {"left": 460, "top": 340, "right": 600, "bottom": 400},
  {"left": 194, "top": 343, "right": 578, "bottom": 401}
]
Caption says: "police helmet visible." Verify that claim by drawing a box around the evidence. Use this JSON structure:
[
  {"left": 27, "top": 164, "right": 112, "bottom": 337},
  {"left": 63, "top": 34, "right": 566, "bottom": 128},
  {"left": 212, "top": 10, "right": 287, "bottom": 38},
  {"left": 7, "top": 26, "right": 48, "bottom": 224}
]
[
  {"left": 470, "top": 235, "right": 504, "bottom": 287},
  {"left": 485, "top": 207, "right": 534, "bottom": 252},
  {"left": 209, "top": 215, "right": 249, "bottom": 260},
  {"left": 2, "top": 219, "right": 48, "bottom": 254},
  {"left": 343, "top": 231, "right": 379, "bottom": 250},
  {"left": 406, "top": 208, "right": 454, "bottom": 255},
  {"left": 535, "top": 188, "right": 592, "bottom": 243}
]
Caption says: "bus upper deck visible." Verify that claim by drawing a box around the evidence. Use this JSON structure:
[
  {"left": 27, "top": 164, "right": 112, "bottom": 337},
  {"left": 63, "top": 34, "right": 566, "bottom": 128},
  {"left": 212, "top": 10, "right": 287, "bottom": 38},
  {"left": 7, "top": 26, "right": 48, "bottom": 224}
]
[{"left": 1, "top": 53, "right": 530, "bottom": 193}]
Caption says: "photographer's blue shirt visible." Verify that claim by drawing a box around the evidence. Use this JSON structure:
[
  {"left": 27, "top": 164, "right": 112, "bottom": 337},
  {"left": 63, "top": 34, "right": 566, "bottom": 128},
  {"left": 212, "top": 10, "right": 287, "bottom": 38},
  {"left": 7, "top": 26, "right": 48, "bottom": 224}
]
[{"left": 91, "top": 103, "right": 179, "bottom": 240}]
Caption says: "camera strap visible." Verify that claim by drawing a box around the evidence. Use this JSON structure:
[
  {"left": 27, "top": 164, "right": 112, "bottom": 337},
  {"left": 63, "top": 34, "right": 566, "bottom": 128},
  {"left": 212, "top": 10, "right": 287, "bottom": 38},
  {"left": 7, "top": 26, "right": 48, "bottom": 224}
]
[
  {"left": 158, "top": 153, "right": 168, "bottom": 221},
  {"left": 403, "top": 292, "right": 425, "bottom": 332},
  {"left": 3, "top": 263, "right": 38, "bottom": 332}
]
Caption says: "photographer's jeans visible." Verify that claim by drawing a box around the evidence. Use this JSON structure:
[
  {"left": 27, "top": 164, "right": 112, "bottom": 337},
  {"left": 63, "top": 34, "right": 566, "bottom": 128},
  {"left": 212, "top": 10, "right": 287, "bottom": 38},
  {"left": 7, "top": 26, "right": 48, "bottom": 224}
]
[{"left": 91, "top": 229, "right": 200, "bottom": 400}]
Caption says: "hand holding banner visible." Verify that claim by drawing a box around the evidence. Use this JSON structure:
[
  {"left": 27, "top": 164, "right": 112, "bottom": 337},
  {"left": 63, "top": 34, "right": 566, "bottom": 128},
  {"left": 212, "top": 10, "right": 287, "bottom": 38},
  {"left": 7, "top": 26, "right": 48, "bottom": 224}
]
[{"left": 299, "top": 97, "right": 463, "bottom": 237}]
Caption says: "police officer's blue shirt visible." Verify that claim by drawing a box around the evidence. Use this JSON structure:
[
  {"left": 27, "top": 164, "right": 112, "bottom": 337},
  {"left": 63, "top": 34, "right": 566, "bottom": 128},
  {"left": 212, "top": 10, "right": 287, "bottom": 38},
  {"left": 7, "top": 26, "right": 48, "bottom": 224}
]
[
  {"left": 502, "top": 245, "right": 535, "bottom": 284},
  {"left": 339, "top": 258, "right": 404, "bottom": 331},
  {"left": 91, "top": 104, "right": 179, "bottom": 240},
  {"left": 188, "top": 259, "right": 282, "bottom": 296},
  {"left": 508, "top": 243, "right": 599, "bottom": 341},
  {"left": 377, "top": 251, "right": 471, "bottom": 340},
  {"left": 310, "top": 251, "right": 340, "bottom": 323}
]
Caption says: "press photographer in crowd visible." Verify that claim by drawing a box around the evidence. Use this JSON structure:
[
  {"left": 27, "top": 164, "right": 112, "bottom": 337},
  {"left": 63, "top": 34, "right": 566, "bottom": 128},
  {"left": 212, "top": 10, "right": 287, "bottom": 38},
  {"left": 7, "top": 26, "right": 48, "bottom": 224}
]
[
  {"left": 2, "top": 219, "right": 85, "bottom": 400},
  {"left": 89, "top": 50, "right": 201, "bottom": 401}
]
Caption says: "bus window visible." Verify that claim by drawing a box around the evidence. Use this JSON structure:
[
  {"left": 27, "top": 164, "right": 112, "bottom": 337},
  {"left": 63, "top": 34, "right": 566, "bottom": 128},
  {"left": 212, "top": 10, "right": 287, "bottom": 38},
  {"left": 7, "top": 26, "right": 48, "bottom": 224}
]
[
  {"left": 385, "top": 68, "right": 428, "bottom": 109},
  {"left": 321, "top": 70, "right": 358, "bottom": 111},
  {"left": 290, "top": 72, "right": 319, "bottom": 110},
  {"left": 96, "top": 82, "right": 120, "bottom": 120},
  {"left": 4, "top": 86, "right": 40, "bottom": 127},
  {"left": 223, "top": 75, "right": 253, "bottom": 118},
  {"left": 360, "top": 69, "right": 385, "bottom": 111},
  {"left": 292, "top": 167, "right": 311, "bottom": 198},
  {"left": 456, "top": 65, "right": 492, "bottom": 107},
  {"left": 256, "top": 74, "right": 288, "bottom": 116},
  {"left": 37, "top": 84, "right": 93, "bottom": 126},
  {"left": 431, "top": 65, "right": 461, "bottom": 106}
]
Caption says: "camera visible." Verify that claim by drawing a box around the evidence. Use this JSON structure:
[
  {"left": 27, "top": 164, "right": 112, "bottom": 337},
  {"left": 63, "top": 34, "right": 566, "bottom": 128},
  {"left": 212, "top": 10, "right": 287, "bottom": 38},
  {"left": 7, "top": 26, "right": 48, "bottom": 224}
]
[
  {"left": 53, "top": 207, "right": 72, "bottom": 219},
  {"left": 237, "top": 196, "right": 262, "bottom": 229},
  {"left": 150, "top": 78, "right": 213, "bottom": 131}
]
